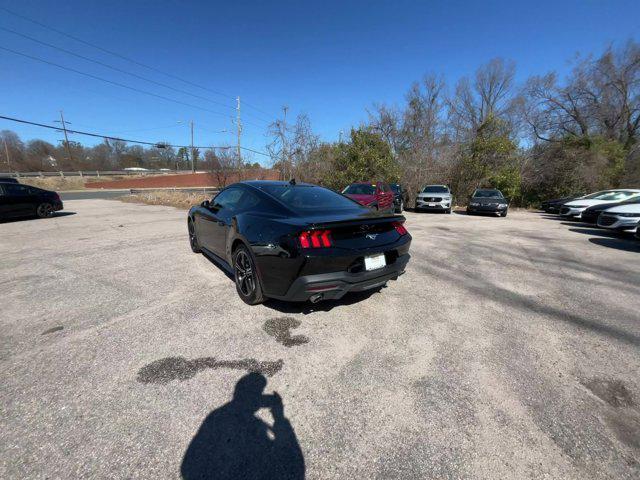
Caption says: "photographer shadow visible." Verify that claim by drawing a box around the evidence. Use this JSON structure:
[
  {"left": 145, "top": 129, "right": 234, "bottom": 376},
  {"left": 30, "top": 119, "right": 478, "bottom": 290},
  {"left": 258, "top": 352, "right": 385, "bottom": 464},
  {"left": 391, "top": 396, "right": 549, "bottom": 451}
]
[{"left": 181, "top": 372, "right": 305, "bottom": 480}]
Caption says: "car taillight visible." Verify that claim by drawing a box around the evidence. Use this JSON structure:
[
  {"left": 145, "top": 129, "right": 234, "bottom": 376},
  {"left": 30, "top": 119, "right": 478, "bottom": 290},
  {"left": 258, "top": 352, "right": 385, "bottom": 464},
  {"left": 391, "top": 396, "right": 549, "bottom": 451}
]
[
  {"left": 392, "top": 221, "right": 408, "bottom": 235},
  {"left": 299, "top": 230, "right": 332, "bottom": 249}
]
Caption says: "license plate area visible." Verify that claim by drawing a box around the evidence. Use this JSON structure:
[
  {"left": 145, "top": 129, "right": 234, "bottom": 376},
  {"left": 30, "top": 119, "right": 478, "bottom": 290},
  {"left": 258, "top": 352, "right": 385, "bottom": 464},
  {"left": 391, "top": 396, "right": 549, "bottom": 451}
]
[
  {"left": 428, "top": 203, "right": 436, "bottom": 207},
  {"left": 364, "top": 253, "right": 386, "bottom": 271}
]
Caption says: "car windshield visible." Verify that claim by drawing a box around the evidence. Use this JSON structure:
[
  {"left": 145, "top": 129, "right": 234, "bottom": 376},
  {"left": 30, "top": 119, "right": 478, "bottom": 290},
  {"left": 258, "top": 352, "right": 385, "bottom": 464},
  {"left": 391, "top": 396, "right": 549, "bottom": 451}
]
[
  {"left": 473, "top": 190, "right": 504, "bottom": 198},
  {"left": 592, "top": 191, "right": 639, "bottom": 201},
  {"left": 582, "top": 190, "right": 612, "bottom": 199},
  {"left": 390, "top": 184, "right": 401, "bottom": 194},
  {"left": 342, "top": 184, "right": 376, "bottom": 195},
  {"left": 422, "top": 186, "right": 449, "bottom": 193},
  {"left": 262, "top": 184, "right": 360, "bottom": 210}
]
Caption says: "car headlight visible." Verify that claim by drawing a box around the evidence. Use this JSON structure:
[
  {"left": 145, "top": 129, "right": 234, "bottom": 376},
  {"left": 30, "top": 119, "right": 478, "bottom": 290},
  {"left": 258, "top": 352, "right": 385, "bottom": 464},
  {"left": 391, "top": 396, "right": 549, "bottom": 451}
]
[
  {"left": 615, "top": 213, "right": 640, "bottom": 217},
  {"left": 498, "top": 203, "right": 508, "bottom": 208},
  {"left": 470, "top": 202, "right": 479, "bottom": 206}
]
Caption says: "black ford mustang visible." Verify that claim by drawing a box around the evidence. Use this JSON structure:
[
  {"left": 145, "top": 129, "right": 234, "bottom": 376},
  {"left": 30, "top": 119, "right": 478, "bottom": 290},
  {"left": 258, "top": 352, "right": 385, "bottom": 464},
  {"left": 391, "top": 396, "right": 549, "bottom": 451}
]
[{"left": 188, "top": 180, "right": 411, "bottom": 305}]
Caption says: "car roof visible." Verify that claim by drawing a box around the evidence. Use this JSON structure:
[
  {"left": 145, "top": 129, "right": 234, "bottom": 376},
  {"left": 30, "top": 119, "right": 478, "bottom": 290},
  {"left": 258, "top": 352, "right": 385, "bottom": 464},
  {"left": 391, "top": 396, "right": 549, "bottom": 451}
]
[{"left": 241, "top": 180, "right": 317, "bottom": 188}]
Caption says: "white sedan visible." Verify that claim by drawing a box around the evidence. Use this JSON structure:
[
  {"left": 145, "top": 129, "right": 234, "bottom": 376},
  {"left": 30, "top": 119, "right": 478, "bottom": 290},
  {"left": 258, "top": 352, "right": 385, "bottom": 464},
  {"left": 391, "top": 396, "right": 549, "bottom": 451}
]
[
  {"left": 597, "top": 203, "right": 640, "bottom": 231},
  {"left": 560, "top": 189, "right": 640, "bottom": 218}
]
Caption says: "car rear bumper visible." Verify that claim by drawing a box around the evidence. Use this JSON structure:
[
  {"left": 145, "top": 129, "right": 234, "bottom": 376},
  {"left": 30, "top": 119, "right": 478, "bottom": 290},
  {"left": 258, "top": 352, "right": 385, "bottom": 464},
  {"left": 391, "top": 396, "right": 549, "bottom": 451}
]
[{"left": 271, "top": 252, "right": 410, "bottom": 302}]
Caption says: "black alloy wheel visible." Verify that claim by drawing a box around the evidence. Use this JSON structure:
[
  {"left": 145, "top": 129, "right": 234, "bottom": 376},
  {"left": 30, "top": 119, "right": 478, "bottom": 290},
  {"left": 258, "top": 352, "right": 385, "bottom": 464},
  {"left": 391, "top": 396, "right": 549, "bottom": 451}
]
[
  {"left": 188, "top": 219, "right": 202, "bottom": 253},
  {"left": 233, "top": 245, "right": 265, "bottom": 305},
  {"left": 36, "top": 203, "right": 54, "bottom": 218}
]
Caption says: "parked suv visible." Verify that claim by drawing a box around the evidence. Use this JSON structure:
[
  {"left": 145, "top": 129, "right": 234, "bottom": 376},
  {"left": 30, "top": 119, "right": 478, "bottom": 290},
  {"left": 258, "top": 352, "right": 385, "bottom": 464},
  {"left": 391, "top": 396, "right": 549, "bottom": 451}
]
[
  {"left": 390, "top": 183, "right": 409, "bottom": 213},
  {"left": 342, "top": 181, "right": 395, "bottom": 212},
  {"left": 415, "top": 185, "right": 453, "bottom": 213}
]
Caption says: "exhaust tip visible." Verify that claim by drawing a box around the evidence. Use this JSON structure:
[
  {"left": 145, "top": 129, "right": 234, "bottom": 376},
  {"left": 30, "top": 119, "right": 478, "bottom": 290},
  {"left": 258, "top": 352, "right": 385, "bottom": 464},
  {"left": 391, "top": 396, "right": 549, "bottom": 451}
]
[{"left": 309, "top": 293, "right": 323, "bottom": 304}]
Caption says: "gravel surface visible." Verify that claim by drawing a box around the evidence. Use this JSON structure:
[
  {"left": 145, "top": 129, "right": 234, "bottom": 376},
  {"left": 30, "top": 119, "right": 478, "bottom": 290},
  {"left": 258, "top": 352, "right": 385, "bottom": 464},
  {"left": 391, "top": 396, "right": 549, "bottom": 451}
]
[{"left": 1, "top": 200, "right": 639, "bottom": 479}]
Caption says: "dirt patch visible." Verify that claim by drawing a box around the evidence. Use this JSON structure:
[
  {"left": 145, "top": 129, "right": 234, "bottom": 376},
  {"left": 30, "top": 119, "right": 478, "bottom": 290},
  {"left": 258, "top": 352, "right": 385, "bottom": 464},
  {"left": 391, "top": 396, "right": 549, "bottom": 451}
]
[
  {"left": 136, "top": 356, "right": 284, "bottom": 384},
  {"left": 263, "top": 317, "right": 309, "bottom": 347},
  {"left": 583, "top": 378, "right": 635, "bottom": 407}
]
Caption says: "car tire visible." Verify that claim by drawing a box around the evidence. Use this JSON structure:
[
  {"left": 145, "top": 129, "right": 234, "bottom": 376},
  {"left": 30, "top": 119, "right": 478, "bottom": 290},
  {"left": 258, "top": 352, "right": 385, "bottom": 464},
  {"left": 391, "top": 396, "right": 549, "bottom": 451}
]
[
  {"left": 501, "top": 211, "right": 508, "bottom": 217},
  {"left": 395, "top": 200, "right": 404, "bottom": 213},
  {"left": 446, "top": 208, "right": 452, "bottom": 214},
  {"left": 188, "top": 219, "right": 202, "bottom": 253},
  {"left": 233, "top": 245, "right": 265, "bottom": 305},
  {"left": 36, "top": 202, "right": 54, "bottom": 218}
]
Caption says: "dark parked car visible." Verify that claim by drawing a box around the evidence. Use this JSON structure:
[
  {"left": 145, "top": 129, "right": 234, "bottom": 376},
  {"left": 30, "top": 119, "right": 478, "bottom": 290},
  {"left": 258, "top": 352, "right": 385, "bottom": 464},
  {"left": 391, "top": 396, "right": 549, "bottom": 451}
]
[
  {"left": 0, "top": 182, "right": 63, "bottom": 220},
  {"left": 540, "top": 195, "right": 581, "bottom": 213},
  {"left": 581, "top": 197, "right": 640, "bottom": 224},
  {"left": 0, "top": 177, "right": 19, "bottom": 184},
  {"left": 341, "top": 181, "right": 395, "bottom": 213},
  {"left": 389, "top": 183, "right": 408, "bottom": 213},
  {"left": 635, "top": 222, "right": 640, "bottom": 241},
  {"left": 466, "top": 189, "right": 509, "bottom": 217},
  {"left": 188, "top": 180, "right": 411, "bottom": 305}
]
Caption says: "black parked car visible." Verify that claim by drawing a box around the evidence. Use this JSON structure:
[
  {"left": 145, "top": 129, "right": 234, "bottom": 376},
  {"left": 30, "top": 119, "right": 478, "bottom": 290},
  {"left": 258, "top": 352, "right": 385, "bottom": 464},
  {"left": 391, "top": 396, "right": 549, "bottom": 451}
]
[
  {"left": 0, "top": 182, "right": 63, "bottom": 220},
  {"left": 389, "top": 183, "right": 409, "bottom": 213},
  {"left": 0, "top": 176, "right": 19, "bottom": 184},
  {"left": 466, "top": 189, "right": 509, "bottom": 217},
  {"left": 540, "top": 195, "right": 581, "bottom": 213},
  {"left": 581, "top": 197, "right": 640, "bottom": 224},
  {"left": 188, "top": 180, "right": 411, "bottom": 305}
]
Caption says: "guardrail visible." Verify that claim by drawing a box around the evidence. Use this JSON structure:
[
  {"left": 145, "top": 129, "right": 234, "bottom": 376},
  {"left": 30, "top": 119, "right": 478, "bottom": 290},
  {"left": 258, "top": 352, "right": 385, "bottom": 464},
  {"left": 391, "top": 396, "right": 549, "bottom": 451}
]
[{"left": 0, "top": 170, "right": 198, "bottom": 178}]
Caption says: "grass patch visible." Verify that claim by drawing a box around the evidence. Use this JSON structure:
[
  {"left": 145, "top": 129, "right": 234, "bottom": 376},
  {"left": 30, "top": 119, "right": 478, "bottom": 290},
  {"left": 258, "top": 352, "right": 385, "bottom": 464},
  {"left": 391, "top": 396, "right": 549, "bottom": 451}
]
[
  {"left": 119, "top": 191, "right": 210, "bottom": 210},
  {"left": 20, "top": 176, "right": 120, "bottom": 191}
]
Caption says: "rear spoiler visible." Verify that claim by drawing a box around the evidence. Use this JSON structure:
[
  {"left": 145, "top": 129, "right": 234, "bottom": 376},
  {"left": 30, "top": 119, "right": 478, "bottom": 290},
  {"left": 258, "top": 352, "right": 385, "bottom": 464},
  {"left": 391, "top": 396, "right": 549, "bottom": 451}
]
[{"left": 310, "top": 215, "right": 406, "bottom": 230}]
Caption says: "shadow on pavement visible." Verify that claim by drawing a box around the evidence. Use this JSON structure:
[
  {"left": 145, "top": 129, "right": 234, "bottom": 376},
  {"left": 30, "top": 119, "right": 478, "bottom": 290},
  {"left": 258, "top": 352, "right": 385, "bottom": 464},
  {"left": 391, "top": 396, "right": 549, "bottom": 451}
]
[
  {"left": 588, "top": 237, "right": 640, "bottom": 253},
  {"left": 568, "top": 227, "right": 627, "bottom": 239},
  {"left": 0, "top": 211, "right": 76, "bottom": 223},
  {"left": 181, "top": 372, "right": 305, "bottom": 480},
  {"left": 264, "top": 286, "right": 383, "bottom": 314}
]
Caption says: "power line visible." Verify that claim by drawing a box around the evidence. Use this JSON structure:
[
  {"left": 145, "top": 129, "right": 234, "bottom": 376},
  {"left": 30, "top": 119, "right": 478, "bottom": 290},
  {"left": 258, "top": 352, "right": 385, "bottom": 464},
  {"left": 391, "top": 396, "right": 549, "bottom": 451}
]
[
  {"left": 0, "top": 6, "right": 277, "bottom": 122},
  {"left": 0, "top": 114, "right": 271, "bottom": 157},
  {"left": 0, "top": 26, "right": 244, "bottom": 114},
  {"left": 0, "top": 45, "right": 238, "bottom": 121}
]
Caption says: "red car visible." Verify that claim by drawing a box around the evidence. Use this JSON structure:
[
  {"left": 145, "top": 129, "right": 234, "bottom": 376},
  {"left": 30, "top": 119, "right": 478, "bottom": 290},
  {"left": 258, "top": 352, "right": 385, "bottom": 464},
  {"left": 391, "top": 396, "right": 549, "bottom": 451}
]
[{"left": 342, "top": 181, "right": 395, "bottom": 212}]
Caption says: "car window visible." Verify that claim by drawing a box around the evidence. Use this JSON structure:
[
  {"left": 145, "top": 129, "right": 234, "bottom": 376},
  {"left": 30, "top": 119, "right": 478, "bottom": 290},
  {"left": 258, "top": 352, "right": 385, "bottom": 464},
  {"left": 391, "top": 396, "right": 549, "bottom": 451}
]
[
  {"left": 262, "top": 184, "right": 362, "bottom": 211},
  {"left": 212, "top": 188, "right": 244, "bottom": 211},
  {"left": 595, "top": 191, "right": 639, "bottom": 201},
  {"left": 422, "top": 186, "right": 449, "bottom": 193},
  {"left": 3, "top": 184, "right": 32, "bottom": 196},
  {"left": 342, "top": 184, "right": 376, "bottom": 195},
  {"left": 473, "top": 190, "right": 504, "bottom": 198},
  {"left": 235, "top": 189, "right": 262, "bottom": 211}
]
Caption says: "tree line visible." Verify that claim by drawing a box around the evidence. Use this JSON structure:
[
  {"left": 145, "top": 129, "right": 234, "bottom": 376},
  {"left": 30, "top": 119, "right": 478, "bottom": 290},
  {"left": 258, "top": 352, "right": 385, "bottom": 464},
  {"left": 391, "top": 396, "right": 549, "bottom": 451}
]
[
  {"left": 2, "top": 39, "right": 638, "bottom": 205},
  {"left": 271, "top": 39, "right": 640, "bottom": 205}
]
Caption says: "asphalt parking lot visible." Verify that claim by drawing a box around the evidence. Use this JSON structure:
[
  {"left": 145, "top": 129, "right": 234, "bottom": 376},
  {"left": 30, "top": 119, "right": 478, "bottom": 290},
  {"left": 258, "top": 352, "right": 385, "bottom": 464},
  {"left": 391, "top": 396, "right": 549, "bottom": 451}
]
[{"left": 1, "top": 200, "right": 639, "bottom": 479}]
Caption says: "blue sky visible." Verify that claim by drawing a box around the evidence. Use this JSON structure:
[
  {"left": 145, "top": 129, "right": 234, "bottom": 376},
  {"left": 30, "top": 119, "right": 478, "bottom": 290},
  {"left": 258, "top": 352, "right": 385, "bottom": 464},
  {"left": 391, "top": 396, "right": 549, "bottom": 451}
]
[{"left": 1, "top": 0, "right": 638, "bottom": 165}]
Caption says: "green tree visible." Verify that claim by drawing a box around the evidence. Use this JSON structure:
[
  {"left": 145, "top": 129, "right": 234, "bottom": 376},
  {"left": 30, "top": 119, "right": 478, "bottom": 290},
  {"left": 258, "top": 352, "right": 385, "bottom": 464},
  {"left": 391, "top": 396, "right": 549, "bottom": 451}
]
[{"left": 321, "top": 128, "right": 400, "bottom": 190}]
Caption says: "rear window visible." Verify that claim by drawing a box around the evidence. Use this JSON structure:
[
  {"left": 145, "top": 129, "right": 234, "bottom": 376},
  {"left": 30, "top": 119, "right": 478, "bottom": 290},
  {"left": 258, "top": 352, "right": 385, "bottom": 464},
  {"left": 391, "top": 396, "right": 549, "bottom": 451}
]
[
  {"left": 261, "top": 185, "right": 360, "bottom": 211},
  {"left": 342, "top": 184, "right": 376, "bottom": 195}
]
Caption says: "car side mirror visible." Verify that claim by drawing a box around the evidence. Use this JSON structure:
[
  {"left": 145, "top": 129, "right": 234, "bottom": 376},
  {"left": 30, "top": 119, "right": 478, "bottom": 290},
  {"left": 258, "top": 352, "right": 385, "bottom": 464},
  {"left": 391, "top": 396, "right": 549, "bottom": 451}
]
[{"left": 201, "top": 200, "right": 210, "bottom": 208}]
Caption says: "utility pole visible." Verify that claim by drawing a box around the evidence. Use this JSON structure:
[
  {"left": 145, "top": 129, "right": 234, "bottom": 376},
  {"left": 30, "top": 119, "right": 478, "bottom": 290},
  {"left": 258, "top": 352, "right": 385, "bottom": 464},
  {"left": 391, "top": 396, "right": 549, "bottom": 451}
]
[
  {"left": 59, "top": 111, "right": 73, "bottom": 164},
  {"left": 282, "top": 105, "right": 289, "bottom": 180},
  {"left": 236, "top": 96, "right": 242, "bottom": 167},
  {"left": 2, "top": 137, "right": 11, "bottom": 172},
  {"left": 190, "top": 120, "right": 195, "bottom": 173}
]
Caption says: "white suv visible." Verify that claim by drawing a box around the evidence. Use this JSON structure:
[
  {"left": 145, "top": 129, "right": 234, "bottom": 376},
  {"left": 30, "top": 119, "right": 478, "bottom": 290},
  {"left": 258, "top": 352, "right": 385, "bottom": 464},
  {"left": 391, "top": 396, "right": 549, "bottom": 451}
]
[{"left": 415, "top": 185, "right": 453, "bottom": 214}]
